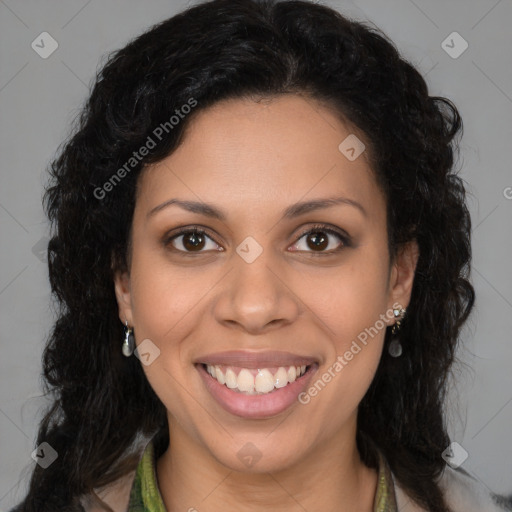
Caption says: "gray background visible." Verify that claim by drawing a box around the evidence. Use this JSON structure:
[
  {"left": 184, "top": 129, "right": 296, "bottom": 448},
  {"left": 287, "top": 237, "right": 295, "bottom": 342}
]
[{"left": 1, "top": 0, "right": 511, "bottom": 508}]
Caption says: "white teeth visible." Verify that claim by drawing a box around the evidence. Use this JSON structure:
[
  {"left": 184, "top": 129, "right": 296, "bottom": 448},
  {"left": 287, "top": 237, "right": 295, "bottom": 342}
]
[
  {"left": 225, "top": 368, "right": 238, "bottom": 389},
  {"left": 237, "top": 369, "right": 255, "bottom": 393},
  {"left": 215, "top": 366, "right": 225, "bottom": 385},
  {"left": 205, "top": 363, "right": 309, "bottom": 394},
  {"left": 274, "top": 367, "right": 288, "bottom": 388},
  {"left": 255, "top": 369, "right": 275, "bottom": 393}
]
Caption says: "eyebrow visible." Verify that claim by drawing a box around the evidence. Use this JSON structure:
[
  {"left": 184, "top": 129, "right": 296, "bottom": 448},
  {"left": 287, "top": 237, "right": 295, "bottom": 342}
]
[{"left": 147, "top": 196, "right": 367, "bottom": 221}]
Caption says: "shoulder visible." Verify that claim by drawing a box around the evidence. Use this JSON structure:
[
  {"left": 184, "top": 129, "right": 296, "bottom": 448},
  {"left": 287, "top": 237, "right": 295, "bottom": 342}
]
[
  {"left": 7, "top": 470, "right": 138, "bottom": 512},
  {"left": 439, "top": 466, "right": 512, "bottom": 512},
  {"left": 80, "top": 469, "right": 137, "bottom": 512},
  {"left": 394, "top": 466, "right": 512, "bottom": 512},
  {"left": 7, "top": 475, "right": 138, "bottom": 512},
  {"left": 81, "top": 434, "right": 150, "bottom": 511}
]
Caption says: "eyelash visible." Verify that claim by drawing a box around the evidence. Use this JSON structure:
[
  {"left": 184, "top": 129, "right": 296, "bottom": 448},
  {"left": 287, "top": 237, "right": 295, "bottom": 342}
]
[{"left": 163, "top": 224, "right": 351, "bottom": 256}]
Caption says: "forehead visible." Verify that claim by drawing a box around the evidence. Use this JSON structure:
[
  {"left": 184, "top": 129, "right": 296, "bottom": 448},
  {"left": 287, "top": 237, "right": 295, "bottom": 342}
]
[{"left": 135, "top": 94, "right": 385, "bottom": 224}]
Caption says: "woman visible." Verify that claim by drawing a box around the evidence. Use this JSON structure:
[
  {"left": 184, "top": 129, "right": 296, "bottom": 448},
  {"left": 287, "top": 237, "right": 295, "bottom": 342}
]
[{"left": 10, "top": 0, "right": 510, "bottom": 511}]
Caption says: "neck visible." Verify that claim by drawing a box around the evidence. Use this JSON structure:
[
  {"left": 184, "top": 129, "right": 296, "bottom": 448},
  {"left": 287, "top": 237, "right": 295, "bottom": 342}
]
[{"left": 156, "top": 417, "right": 378, "bottom": 512}]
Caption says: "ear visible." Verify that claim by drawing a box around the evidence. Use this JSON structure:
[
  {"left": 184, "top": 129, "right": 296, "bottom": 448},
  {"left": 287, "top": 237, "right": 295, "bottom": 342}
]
[
  {"left": 113, "top": 269, "right": 134, "bottom": 326},
  {"left": 387, "top": 240, "right": 419, "bottom": 314}
]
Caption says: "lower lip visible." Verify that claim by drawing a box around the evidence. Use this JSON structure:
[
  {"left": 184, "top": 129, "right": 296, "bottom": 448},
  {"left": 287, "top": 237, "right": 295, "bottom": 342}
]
[{"left": 196, "top": 363, "right": 318, "bottom": 419}]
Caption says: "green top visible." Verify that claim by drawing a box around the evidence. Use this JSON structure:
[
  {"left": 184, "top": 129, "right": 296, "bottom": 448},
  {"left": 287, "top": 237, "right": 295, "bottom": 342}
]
[{"left": 128, "top": 441, "right": 398, "bottom": 511}]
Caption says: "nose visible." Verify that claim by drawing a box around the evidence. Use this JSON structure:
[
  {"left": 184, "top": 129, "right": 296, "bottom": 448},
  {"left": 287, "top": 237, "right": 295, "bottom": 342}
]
[{"left": 213, "top": 249, "right": 301, "bottom": 335}]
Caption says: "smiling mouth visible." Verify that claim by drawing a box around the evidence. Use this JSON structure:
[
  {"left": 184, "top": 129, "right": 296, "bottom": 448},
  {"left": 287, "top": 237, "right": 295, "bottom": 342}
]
[{"left": 201, "top": 363, "right": 314, "bottom": 395}]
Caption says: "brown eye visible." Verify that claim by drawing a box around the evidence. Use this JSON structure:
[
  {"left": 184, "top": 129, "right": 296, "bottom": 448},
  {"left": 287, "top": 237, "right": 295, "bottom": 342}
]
[
  {"left": 167, "top": 229, "right": 222, "bottom": 253},
  {"left": 306, "top": 231, "right": 329, "bottom": 251},
  {"left": 290, "top": 225, "right": 349, "bottom": 254},
  {"left": 182, "top": 231, "right": 206, "bottom": 251}
]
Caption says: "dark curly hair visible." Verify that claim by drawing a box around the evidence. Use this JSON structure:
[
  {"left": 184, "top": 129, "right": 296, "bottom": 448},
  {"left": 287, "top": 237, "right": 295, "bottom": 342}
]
[{"left": 14, "top": 0, "right": 474, "bottom": 510}]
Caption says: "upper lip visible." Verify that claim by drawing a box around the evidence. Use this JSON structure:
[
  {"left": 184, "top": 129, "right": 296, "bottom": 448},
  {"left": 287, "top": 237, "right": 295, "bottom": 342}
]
[{"left": 195, "top": 350, "right": 318, "bottom": 368}]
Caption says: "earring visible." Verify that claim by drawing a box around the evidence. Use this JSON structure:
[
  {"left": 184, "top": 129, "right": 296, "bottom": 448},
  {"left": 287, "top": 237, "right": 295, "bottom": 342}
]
[
  {"left": 388, "top": 307, "right": 406, "bottom": 357},
  {"left": 122, "top": 320, "right": 135, "bottom": 357}
]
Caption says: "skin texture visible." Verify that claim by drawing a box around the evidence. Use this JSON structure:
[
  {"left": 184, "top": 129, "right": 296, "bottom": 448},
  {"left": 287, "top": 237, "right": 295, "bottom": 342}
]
[{"left": 114, "top": 94, "right": 419, "bottom": 512}]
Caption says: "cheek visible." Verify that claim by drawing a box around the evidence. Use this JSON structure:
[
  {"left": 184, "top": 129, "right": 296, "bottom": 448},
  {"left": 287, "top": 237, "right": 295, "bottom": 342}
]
[
  {"left": 298, "top": 249, "right": 390, "bottom": 403},
  {"left": 300, "top": 287, "right": 388, "bottom": 437},
  {"left": 302, "top": 252, "right": 391, "bottom": 342},
  {"left": 127, "top": 253, "right": 210, "bottom": 424},
  {"left": 129, "top": 244, "right": 206, "bottom": 339},
  {"left": 126, "top": 249, "right": 217, "bottom": 401}
]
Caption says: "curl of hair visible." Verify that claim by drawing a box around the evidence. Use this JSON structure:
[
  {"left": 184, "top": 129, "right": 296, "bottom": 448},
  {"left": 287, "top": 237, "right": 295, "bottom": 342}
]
[{"left": 16, "top": 1, "right": 474, "bottom": 511}]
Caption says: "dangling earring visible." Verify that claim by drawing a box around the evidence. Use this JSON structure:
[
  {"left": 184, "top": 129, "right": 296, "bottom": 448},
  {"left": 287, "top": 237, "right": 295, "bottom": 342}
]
[
  {"left": 388, "top": 307, "right": 406, "bottom": 357},
  {"left": 122, "top": 320, "right": 135, "bottom": 357}
]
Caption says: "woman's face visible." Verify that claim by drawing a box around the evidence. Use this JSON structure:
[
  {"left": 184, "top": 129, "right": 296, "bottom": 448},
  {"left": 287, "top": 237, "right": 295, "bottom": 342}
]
[{"left": 115, "top": 94, "right": 418, "bottom": 472}]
